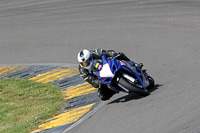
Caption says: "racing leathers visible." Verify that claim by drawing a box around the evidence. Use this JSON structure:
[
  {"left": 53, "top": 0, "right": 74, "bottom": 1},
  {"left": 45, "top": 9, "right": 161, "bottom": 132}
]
[{"left": 78, "top": 49, "right": 134, "bottom": 101}]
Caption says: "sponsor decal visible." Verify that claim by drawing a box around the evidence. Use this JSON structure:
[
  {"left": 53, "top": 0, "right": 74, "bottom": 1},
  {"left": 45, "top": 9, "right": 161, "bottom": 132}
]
[
  {"left": 120, "top": 61, "right": 127, "bottom": 66},
  {"left": 98, "top": 65, "right": 102, "bottom": 70},
  {"left": 95, "top": 63, "right": 102, "bottom": 70}
]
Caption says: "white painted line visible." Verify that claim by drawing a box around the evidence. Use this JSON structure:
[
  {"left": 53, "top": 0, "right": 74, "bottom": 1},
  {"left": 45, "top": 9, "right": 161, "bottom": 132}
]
[{"left": 61, "top": 101, "right": 106, "bottom": 133}]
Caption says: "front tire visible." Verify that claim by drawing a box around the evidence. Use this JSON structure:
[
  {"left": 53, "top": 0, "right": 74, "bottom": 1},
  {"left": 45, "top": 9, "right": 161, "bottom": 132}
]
[{"left": 118, "top": 75, "right": 149, "bottom": 96}]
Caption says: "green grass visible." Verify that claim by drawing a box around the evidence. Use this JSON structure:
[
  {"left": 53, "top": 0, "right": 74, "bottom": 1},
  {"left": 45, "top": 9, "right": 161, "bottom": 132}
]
[{"left": 0, "top": 78, "right": 64, "bottom": 133}]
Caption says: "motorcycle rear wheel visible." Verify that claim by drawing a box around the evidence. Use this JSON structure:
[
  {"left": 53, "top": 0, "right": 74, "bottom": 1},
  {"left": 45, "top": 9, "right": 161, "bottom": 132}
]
[{"left": 147, "top": 75, "right": 155, "bottom": 89}]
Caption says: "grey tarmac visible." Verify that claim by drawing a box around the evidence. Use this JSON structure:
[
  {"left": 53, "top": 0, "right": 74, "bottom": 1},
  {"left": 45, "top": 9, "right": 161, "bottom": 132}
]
[{"left": 1, "top": 0, "right": 200, "bottom": 133}]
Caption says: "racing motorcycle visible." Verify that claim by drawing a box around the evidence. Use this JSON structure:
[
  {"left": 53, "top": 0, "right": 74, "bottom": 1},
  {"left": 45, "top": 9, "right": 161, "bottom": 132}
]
[{"left": 93, "top": 55, "right": 155, "bottom": 96}]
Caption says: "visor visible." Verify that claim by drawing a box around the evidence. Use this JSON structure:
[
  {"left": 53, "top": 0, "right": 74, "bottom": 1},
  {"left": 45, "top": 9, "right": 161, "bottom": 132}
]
[{"left": 81, "top": 57, "right": 92, "bottom": 68}]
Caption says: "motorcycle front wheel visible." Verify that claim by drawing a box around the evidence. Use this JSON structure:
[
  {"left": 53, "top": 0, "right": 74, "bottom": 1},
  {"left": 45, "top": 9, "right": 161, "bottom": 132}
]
[{"left": 118, "top": 75, "right": 150, "bottom": 96}]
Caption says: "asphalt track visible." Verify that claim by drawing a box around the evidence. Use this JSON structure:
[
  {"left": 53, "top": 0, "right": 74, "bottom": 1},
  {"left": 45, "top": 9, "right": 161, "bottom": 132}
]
[{"left": 1, "top": 0, "right": 200, "bottom": 133}]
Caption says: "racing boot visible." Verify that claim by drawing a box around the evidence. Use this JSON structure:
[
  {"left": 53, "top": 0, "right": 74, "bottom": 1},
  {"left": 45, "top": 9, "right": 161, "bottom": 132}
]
[
  {"left": 142, "top": 69, "right": 148, "bottom": 76},
  {"left": 136, "top": 63, "right": 147, "bottom": 75},
  {"left": 98, "top": 85, "right": 117, "bottom": 101}
]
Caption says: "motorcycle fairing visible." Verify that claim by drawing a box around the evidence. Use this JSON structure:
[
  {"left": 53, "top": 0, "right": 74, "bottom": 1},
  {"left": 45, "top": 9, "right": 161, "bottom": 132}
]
[
  {"left": 99, "top": 63, "right": 114, "bottom": 78},
  {"left": 93, "top": 55, "right": 149, "bottom": 91}
]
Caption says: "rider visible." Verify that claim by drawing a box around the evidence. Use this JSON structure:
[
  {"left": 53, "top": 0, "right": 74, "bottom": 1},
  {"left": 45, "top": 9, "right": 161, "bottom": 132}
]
[{"left": 77, "top": 48, "right": 143, "bottom": 101}]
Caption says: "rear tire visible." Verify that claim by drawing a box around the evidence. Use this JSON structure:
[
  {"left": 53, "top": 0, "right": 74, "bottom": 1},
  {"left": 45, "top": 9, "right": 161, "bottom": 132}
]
[
  {"left": 147, "top": 76, "right": 155, "bottom": 89},
  {"left": 118, "top": 75, "right": 149, "bottom": 96}
]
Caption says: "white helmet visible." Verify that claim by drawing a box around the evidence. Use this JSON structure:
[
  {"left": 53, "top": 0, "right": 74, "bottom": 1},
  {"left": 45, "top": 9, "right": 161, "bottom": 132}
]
[{"left": 77, "top": 49, "right": 93, "bottom": 69}]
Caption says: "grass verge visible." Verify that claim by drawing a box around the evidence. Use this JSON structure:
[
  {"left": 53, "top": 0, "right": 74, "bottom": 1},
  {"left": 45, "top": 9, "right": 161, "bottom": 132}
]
[{"left": 0, "top": 78, "right": 63, "bottom": 133}]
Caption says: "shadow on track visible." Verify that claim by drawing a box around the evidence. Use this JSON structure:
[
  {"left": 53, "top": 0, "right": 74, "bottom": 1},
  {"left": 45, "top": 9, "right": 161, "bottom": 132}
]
[{"left": 107, "top": 84, "right": 162, "bottom": 104}]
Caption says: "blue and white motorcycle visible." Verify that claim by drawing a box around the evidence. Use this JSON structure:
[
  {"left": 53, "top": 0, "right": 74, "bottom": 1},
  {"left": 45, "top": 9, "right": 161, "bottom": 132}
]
[{"left": 93, "top": 55, "right": 155, "bottom": 96}]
